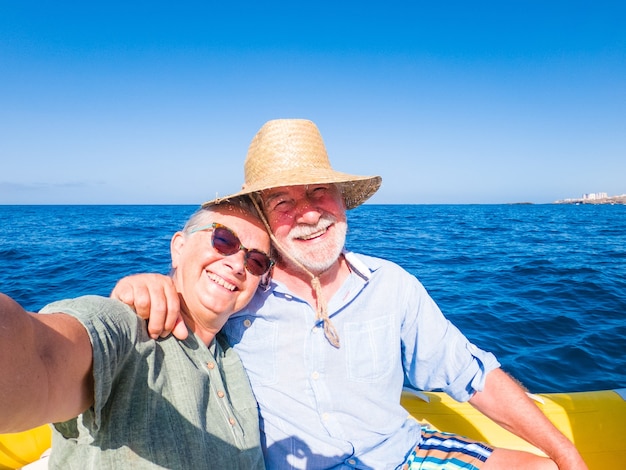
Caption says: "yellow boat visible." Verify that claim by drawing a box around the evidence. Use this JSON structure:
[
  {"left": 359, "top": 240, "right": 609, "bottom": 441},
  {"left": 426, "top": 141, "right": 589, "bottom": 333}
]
[
  {"left": 0, "top": 425, "right": 50, "bottom": 470},
  {"left": 402, "top": 388, "right": 626, "bottom": 469},
  {"left": 2, "top": 389, "right": 625, "bottom": 469}
]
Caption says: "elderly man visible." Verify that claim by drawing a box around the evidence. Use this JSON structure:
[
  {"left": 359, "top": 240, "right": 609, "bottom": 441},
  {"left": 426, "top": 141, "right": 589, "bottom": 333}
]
[{"left": 113, "top": 119, "right": 587, "bottom": 469}]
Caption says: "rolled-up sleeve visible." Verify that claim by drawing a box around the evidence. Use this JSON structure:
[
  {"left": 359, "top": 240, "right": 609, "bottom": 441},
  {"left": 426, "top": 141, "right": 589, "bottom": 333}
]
[{"left": 444, "top": 340, "right": 500, "bottom": 401}]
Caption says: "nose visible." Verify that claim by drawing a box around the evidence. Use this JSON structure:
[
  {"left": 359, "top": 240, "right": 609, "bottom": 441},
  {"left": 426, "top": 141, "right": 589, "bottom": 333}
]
[
  {"left": 294, "top": 199, "right": 322, "bottom": 225},
  {"left": 223, "top": 249, "right": 247, "bottom": 275}
]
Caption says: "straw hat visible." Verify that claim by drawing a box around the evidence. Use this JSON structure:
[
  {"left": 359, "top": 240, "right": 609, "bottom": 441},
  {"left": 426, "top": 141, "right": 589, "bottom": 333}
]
[{"left": 203, "top": 119, "right": 382, "bottom": 209}]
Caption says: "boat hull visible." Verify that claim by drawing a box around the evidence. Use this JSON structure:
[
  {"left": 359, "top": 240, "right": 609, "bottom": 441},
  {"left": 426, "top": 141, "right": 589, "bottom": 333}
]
[
  {"left": 401, "top": 389, "right": 626, "bottom": 469},
  {"left": 0, "top": 425, "right": 51, "bottom": 470}
]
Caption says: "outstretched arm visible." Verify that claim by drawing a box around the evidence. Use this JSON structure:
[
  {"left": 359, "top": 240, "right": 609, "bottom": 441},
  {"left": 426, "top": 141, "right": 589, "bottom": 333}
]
[
  {"left": 0, "top": 293, "right": 94, "bottom": 433},
  {"left": 111, "top": 273, "right": 188, "bottom": 340},
  {"left": 470, "top": 368, "right": 587, "bottom": 469}
]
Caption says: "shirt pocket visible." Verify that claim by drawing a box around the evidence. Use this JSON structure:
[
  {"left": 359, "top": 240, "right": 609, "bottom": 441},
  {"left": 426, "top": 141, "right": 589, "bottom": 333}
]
[
  {"left": 222, "top": 316, "right": 279, "bottom": 386},
  {"left": 344, "top": 316, "right": 398, "bottom": 383}
]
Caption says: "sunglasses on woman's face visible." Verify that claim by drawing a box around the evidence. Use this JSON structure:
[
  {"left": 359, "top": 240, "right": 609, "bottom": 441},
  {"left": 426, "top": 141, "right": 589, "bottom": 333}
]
[{"left": 189, "top": 223, "right": 273, "bottom": 277}]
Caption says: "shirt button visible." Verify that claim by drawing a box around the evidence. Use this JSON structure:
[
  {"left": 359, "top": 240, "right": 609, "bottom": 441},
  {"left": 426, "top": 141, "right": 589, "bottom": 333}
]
[
  {"left": 243, "top": 319, "right": 252, "bottom": 328},
  {"left": 217, "top": 391, "right": 225, "bottom": 398},
  {"left": 229, "top": 418, "right": 236, "bottom": 426},
  {"left": 321, "top": 412, "right": 329, "bottom": 421},
  {"left": 207, "top": 362, "right": 215, "bottom": 369},
  {"left": 311, "top": 371, "right": 320, "bottom": 380},
  {"left": 347, "top": 459, "right": 356, "bottom": 465}
]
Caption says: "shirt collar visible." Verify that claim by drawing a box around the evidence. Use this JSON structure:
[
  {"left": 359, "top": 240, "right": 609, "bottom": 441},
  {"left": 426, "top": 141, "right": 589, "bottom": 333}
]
[
  {"left": 342, "top": 250, "right": 373, "bottom": 281},
  {"left": 263, "top": 250, "right": 377, "bottom": 296}
]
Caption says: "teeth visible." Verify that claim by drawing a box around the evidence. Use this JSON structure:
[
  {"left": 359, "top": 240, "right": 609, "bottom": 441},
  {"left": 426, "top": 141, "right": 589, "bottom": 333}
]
[
  {"left": 207, "top": 272, "right": 236, "bottom": 291},
  {"left": 299, "top": 227, "right": 327, "bottom": 240}
]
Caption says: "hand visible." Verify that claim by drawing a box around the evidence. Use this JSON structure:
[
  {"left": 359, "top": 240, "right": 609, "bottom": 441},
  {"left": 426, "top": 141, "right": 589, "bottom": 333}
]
[{"left": 110, "top": 274, "right": 188, "bottom": 340}]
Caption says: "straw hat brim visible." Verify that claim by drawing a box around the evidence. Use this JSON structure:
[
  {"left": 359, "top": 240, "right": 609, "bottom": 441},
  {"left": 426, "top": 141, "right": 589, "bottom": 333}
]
[{"left": 203, "top": 170, "right": 381, "bottom": 210}]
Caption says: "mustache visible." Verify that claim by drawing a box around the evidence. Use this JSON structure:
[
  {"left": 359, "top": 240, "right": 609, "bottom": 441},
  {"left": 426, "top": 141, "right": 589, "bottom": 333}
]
[{"left": 288, "top": 215, "right": 336, "bottom": 240}]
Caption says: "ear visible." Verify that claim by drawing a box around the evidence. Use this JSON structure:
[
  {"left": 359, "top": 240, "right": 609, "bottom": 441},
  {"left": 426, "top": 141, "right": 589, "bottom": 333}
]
[
  {"left": 170, "top": 231, "right": 186, "bottom": 269},
  {"left": 259, "top": 263, "right": 275, "bottom": 292}
]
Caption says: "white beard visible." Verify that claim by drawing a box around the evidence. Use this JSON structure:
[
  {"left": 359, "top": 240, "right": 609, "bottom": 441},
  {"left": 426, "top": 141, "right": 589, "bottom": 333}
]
[{"left": 279, "top": 214, "right": 347, "bottom": 275}]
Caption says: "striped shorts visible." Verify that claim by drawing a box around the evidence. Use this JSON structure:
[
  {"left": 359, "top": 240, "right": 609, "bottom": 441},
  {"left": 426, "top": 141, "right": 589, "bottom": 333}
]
[{"left": 402, "top": 427, "right": 494, "bottom": 470}]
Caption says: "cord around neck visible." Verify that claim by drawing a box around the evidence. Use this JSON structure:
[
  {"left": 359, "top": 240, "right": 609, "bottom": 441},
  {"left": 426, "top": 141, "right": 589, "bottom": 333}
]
[{"left": 249, "top": 195, "right": 341, "bottom": 348}]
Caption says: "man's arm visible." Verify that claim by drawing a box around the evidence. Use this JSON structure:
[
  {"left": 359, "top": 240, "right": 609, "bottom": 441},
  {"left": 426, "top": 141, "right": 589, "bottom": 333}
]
[
  {"left": 0, "top": 293, "right": 94, "bottom": 433},
  {"left": 470, "top": 368, "right": 587, "bottom": 469},
  {"left": 111, "top": 273, "right": 187, "bottom": 340}
]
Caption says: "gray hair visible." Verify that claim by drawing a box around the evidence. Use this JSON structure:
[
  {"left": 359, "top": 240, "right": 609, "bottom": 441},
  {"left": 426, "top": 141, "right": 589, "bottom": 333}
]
[
  {"left": 170, "top": 196, "right": 271, "bottom": 280},
  {"left": 183, "top": 196, "right": 259, "bottom": 233}
]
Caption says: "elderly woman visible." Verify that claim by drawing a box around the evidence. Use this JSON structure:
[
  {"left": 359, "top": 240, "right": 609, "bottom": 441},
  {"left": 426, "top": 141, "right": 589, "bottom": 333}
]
[{"left": 0, "top": 198, "right": 273, "bottom": 469}]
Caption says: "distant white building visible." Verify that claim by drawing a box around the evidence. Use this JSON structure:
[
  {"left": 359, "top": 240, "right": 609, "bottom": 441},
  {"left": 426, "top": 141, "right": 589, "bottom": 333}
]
[{"left": 582, "top": 192, "right": 608, "bottom": 200}]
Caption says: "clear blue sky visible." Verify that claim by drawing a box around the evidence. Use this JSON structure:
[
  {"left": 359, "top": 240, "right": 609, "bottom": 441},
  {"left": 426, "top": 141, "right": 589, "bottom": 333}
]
[{"left": 2, "top": 1, "right": 624, "bottom": 204}]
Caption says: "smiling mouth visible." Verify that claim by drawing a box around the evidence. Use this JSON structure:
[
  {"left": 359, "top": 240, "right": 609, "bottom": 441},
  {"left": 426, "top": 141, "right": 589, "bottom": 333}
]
[
  {"left": 297, "top": 225, "right": 329, "bottom": 241},
  {"left": 207, "top": 272, "right": 237, "bottom": 291}
]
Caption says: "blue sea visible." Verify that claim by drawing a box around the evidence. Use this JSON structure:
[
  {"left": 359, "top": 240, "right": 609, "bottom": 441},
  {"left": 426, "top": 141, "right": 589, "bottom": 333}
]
[{"left": 1, "top": 204, "right": 625, "bottom": 394}]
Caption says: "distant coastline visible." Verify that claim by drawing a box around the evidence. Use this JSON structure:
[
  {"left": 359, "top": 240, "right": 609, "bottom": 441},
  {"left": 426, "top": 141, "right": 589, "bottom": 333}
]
[{"left": 554, "top": 193, "right": 626, "bottom": 205}]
